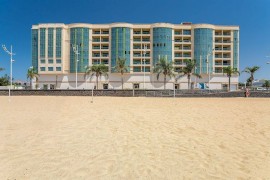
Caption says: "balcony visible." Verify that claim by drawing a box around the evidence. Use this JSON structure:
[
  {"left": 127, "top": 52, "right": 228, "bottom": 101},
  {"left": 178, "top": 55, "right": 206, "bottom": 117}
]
[
  {"left": 101, "top": 46, "right": 109, "bottom": 49},
  {"left": 133, "top": 54, "right": 141, "bottom": 57},
  {"left": 93, "top": 31, "right": 100, "bottom": 34},
  {"left": 183, "top": 47, "right": 191, "bottom": 50},
  {"left": 223, "top": 55, "right": 230, "bottom": 58},
  {"left": 142, "top": 31, "right": 150, "bottom": 34},
  {"left": 223, "top": 40, "right": 231, "bottom": 43},
  {"left": 133, "top": 31, "right": 141, "bottom": 34},
  {"left": 101, "top": 31, "right": 109, "bottom": 34},
  {"left": 215, "top": 55, "right": 222, "bottom": 58},
  {"left": 175, "top": 54, "right": 182, "bottom": 57},
  {"left": 93, "top": 39, "right": 100, "bottom": 42},
  {"left": 183, "top": 30, "right": 191, "bottom": 35},
  {"left": 101, "top": 39, "right": 109, "bottom": 42},
  {"left": 183, "top": 54, "right": 191, "bottom": 57},
  {"left": 174, "top": 61, "right": 183, "bottom": 65},
  {"left": 223, "top": 48, "right": 231, "bottom": 51},
  {"left": 223, "top": 33, "right": 231, "bottom": 36},
  {"left": 133, "top": 38, "right": 141, "bottom": 42},
  {"left": 93, "top": 54, "right": 100, "bottom": 57},
  {"left": 93, "top": 46, "right": 100, "bottom": 49},
  {"left": 215, "top": 33, "right": 222, "bottom": 36},
  {"left": 175, "top": 39, "right": 182, "bottom": 42},
  {"left": 101, "top": 54, "right": 109, "bottom": 57},
  {"left": 183, "top": 39, "right": 191, "bottom": 42},
  {"left": 133, "top": 46, "right": 141, "bottom": 49},
  {"left": 142, "top": 38, "right": 150, "bottom": 42},
  {"left": 133, "top": 60, "right": 141, "bottom": 64}
]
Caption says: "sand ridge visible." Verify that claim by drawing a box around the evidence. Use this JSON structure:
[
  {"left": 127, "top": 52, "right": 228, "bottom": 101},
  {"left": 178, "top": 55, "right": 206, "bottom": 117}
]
[{"left": 0, "top": 96, "right": 270, "bottom": 179}]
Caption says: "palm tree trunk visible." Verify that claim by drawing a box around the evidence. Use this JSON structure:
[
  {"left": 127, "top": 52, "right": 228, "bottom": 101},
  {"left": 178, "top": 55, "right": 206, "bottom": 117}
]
[
  {"left": 121, "top": 74, "right": 123, "bottom": 90},
  {"left": 188, "top": 75, "right": 190, "bottom": 90},
  {"left": 251, "top": 74, "right": 254, "bottom": 87},
  {"left": 164, "top": 75, "right": 166, "bottom": 90},
  {"left": 228, "top": 76, "right": 231, "bottom": 92},
  {"left": 30, "top": 78, "right": 32, "bottom": 90},
  {"left": 96, "top": 75, "right": 99, "bottom": 89}
]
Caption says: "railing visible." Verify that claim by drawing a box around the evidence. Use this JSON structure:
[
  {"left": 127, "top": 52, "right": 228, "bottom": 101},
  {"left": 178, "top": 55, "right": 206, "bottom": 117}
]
[
  {"left": 134, "top": 31, "right": 141, "bottom": 34},
  {"left": 142, "top": 31, "right": 150, "bottom": 34}
]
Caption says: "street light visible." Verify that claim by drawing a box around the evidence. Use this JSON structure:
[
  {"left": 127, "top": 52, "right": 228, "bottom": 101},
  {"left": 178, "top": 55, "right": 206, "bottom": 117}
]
[
  {"left": 2, "top": 44, "right": 15, "bottom": 98},
  {"left": 143, "top": 44, "right": 147, "bottom": 89},
  {"left": 72, "top": 44, "right": 79, "bottom": 89}
]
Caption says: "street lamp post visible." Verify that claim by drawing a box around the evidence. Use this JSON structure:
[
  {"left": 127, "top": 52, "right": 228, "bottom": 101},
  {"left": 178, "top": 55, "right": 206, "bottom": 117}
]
[
  {"left": 2, "top": 45, "right": 15, "bottom": 98},
  {"left": 72, "top": 44, "right": 79, "bottom": 89},
  {"left": 143, "top": 44, "right": 146, "bottom": 89}
]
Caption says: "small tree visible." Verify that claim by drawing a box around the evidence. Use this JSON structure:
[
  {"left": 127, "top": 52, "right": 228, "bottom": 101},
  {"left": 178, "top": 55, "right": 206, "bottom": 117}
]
[
  {"left": 243, "top": 66, "right": 260, "bottom": 87},
  {"left": 263, "top": 80, "right": 270, "bottom": 90},
  {"left": 0, "top": 74, "right": 10, "bottom": 86},
  {"left": 27, "top": 67, "right": 39, "bottom": 89},
  {"left": 153, "top": 57, "right": 175, "bottom": 90},
  {"left": 114, "top": 57, "right": 129, "bottom": 89},
  {"left": 177, "top": 59, "right": 201, "bottom": 90},
  {"left": 223, "top": 66, "right": 240, "bottom": 91},
  {"left": 85, "top": 64, "right": 108, "bottom": 89}
]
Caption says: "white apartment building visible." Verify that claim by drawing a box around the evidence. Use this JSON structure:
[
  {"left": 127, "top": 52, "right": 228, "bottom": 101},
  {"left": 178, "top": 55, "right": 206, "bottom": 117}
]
[{"left": 31, "top": 22, "right": 239, "bottom": 90}]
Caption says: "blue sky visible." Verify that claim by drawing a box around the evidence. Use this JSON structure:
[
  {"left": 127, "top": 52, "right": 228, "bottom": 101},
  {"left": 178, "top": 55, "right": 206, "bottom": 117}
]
[{"left": 0, "top": 0, "right": 270, "bottom": 82}]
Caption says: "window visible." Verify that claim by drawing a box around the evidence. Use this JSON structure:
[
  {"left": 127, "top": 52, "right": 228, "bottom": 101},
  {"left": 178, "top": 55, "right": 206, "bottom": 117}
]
[
  {"left": 40, "top": 67, "right": 46, "bottom": 71},
  {"left": 48, "top": 67, "right": 53, "bottom": 71},
  {"left": 133, "top": 83, "right": 140, "bottom": 89},
  {"left": 40, "top": 59, "right": 45, "bottom": 64},
  {"left": 56, "top": 59, "right": 61, "bottom": 63},
  {"left": 56, "top": 67, "right": 61, "bottom": 71},
  {"left": 48, "top": 59, "right": 53, "bottom": 64}
]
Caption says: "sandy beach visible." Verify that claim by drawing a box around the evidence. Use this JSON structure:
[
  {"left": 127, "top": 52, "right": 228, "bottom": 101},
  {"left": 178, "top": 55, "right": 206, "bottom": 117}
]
[{"left": 0, "top": 96, "right": 270, "bottom": 179}]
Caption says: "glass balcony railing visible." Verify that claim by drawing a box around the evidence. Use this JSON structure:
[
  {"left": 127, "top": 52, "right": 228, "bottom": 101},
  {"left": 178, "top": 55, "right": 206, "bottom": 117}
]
[
  {"left": 133, "top": 54, "right": 141, "bottom": 57},
  {"left": 215, "top": 56, "right": 222, "bottom": 58},
  {"left": 101, "top": 39, "right": 109, "bottom": 42},
  {"left": 93, "top": 54, "right": 100, "bottom": 57},
  {"left": 215, "top": 48, "right": 222, "bottom": 50},
  {"left": 223, "top": 63, "right": 230, "bottom": 66},
  {"left": 93, "top": 39, "right": 100, "bottom": 42},
  {"left": 102, "top": 54, "right": 109, "bottom": 57},
  {"left": 133, "top": 39, "right": 141, "bottom": 42},
  {"left": 175, "top": 39, "right": 182, "bottom": 42},
  {"left": 175, "top": 54, "right": 182, "bottom": 57},
  {"left": 183, "top": 40, "right": 191, "bottom": 42},
  {"left": 101, "top": 47, "right": 109, "bottom": 49},
  {"left": 142, "top": 31, "right": 150, "bottom": 34},
  {"left": 93, "top": 47, "right": 100, "bottom": 49},
  {"left": 223, "top": 48, "right": 231, "bottom": 51},
  {"left": 93, "top": 31, "right": 100, "bottom": 34},
  {"left": 183, "top": 47, "right": 191, "bottom": 50},
  {"left": 183, "top": 54, "right": 191, "bottom": 57},
  {"left": 223, "top": 41, "right": 231, "bottom": 43},
  {"left": 223, "top": 33, "right": 231, "bottom": 36},
  {"left": 174, "top": 61, "right": 182, "bottom": 65},
  {"left": 142, "top": 39, "right": 150, "bottom": 42},
  {"left": 215, "top": 63, "right": 222, "bottom": 65},
  {"left": 215, "top": 70, "right": 222, "bottom": 73},
  {"left": 215, "top": 33, "right": 222, "bottom": 36},
  {"left": 101, "top": 31, "right": 109, "bottom": 34}
]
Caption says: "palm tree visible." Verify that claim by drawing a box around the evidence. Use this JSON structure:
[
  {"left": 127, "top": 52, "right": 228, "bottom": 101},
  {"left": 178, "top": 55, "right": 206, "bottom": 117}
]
[
  {"left": 177, "top": 59, "right": 201, "bottom": 90},
  {"left": 153, "top": 57, "right": 175, "bottom": 90},
  {"left": 263, "top": 80, "right": 270, "bottom": 90},
  {"left": 27, "top": 67, "right": 39, "bottom": 89},
  {"left": 114, "top": 57, "right": 129, "bottom": 89},
  {"left": 243, "top": 66, "right": 260, "bottom": 87},
  {"left": 85, "top": 64, "right": 108, "bottom": 89},
  {"left": 223, "top": 66, "right": 240, "bottom": 91}
]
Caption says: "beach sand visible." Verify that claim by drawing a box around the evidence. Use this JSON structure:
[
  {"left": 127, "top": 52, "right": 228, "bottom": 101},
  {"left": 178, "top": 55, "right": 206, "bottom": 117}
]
[{"left": 0, "top": 96, "right": 270, "bottom": 179}]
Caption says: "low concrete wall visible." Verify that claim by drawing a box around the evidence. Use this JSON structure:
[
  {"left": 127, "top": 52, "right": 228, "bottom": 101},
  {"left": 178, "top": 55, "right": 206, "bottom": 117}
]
[{"left": 0, "top": 90, "right": 270, "bottom": 97}]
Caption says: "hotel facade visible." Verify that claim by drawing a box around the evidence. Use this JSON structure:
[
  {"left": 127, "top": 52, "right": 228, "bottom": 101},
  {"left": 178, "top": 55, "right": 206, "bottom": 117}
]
[{"left": 31, "top": 22, "right": 239, "bottom": 90}]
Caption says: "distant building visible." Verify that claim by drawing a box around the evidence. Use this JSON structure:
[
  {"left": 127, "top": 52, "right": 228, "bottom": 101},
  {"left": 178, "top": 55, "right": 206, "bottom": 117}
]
[{"left": 31, "top": 22, "right": 239, "bottom": 90}]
